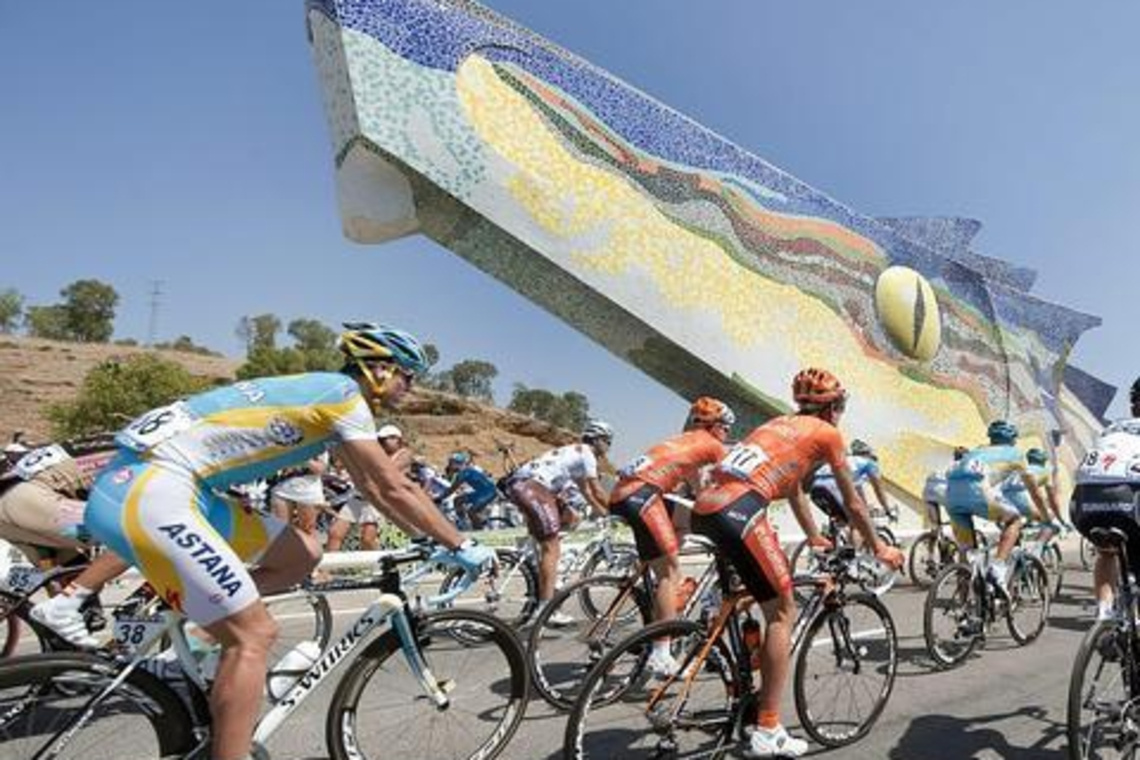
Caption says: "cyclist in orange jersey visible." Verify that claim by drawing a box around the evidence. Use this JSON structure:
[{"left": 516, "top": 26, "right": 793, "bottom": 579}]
[
  {"left": 609, "top": 397, "right": 733, "bottom": 676},
  {"left": 693, "top": 368, "right": 904, "bottom": 759}
]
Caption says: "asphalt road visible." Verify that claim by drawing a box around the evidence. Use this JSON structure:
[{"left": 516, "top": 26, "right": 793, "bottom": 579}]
[{"left": 7, "top": 538, "right": 1096, "bottom": 759}]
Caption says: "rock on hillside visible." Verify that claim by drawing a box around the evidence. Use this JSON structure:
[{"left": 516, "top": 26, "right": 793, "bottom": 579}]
[{"left": 0, "top": 336, "right": 574, "bottom": 476}]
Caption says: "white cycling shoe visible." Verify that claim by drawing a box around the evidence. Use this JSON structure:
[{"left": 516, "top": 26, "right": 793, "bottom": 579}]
[
  {"left": 745, "top": 724, "right": 808, "bottom": 758},
  {"left": 645, "top": 649, "right": 680, "bottom": 679},
  {"left": 545, "top": 609, "right": 575, "bottom": 627},
  {"left": 30, "top": 598, "right": 99, "bottom": 649}
]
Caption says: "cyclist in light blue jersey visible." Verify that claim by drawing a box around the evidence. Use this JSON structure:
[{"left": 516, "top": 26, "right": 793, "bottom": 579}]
[
  {"left": 442, "top": 451, "right": 499, "bottom": 530},
  {"left": 809, "top": 439, "right": 893, "bottom": 528},
  {"left": 1001, "top": 448, "right": 1064, "bottom": 541}
]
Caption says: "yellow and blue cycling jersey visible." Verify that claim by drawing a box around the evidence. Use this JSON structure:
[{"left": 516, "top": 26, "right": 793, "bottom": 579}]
[
  {"left": 86, "top": 373, "right": 377, "bottom": 624},
  {"left": 945, "top": 444, "right": 1027, "bottom": 543},
  {"left": 1001, "top": 463, "right": 1050, "bottom": 520}
]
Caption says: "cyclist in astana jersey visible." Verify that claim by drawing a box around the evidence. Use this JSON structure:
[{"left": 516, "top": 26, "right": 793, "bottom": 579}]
[
  {"left": 1072, "top": 377, "right": 1140, "bottom": 620},
  {"left": 609, "top": 397, "right": 732, "bottom": 676},
  {"left": 693, "top": 368, "right": 903, "bottom": 759},
  {"left": 1001, "top": 448, "right": 1065, "bottom": 536},
  {"left": 946, "top": 420, "right": 1047, "bottom": 595},
  {"left": 507, "top": 421, "right": 611, "bottom": 624},
  {"left": 808, "top": 439, "right": 894, "bottom": 527},
  {"left": 75, "top": 324, "right": 494, "bottom": 760}
]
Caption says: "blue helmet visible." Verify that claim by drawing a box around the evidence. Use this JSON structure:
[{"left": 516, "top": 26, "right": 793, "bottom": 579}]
[
  {"left": 448, "top": 450, "right": 471, "bottom": 468},
  {"left": 1026, "top": 448, "right": 1048, "bottom": 466},
  {"left": 337, "top": 322, "right": 430, "bottom": 376},
  {"left": 987, "top": 420, "right": 1019, "bottom": 445},
  {"left": 849, "top": 439, "right": 875, "bottom": 459}
]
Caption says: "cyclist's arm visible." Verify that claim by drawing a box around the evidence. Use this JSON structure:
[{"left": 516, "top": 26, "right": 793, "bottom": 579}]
[
  {"left": 834, "top": 465, "right": 884, "bottom": 553},
  {"left": 1019, "top": 471, "right": 1048, "bottom": 522},
  {"left": 867, "top": 472, "right": 891, "bottom": 512},
  {"left": 338, "top": 438, "right": 464, "bottom": 550},
  {"left": 787, "top": 481, "right": 825, "bottom": 544},
  {"left": 580, "top": 476, "right": 609, "bottom": 517}
]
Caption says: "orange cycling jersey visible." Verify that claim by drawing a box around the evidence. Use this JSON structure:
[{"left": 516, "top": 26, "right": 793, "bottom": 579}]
[
  {"left": 610, "top": 429, "right": 726, "bottom": 503},
  {"left": 695, "top": 414, "right": 847, "bottom": 515}
]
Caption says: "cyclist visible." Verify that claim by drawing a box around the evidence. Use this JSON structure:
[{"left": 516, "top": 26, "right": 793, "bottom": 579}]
[
  {"left": 609, "top": 396, "right": 733, "bottom": 675},
  {"left": 693, "top": 368, "right": 903, "bottom": 758},
  {"left": 1071, "top": 377, "right": 1140, "bottom": 621},
  {"left": 808, "top": 438, "right": 896, "bottom": 539},
  {"left": 1002, "top": 448, "right": 1065, "bottom": 542},
  {"left": 81, "top": 323, "right": 493, "bottom": 760},
  {"left": 507, "top": 420, "right": 612, "bottom": 625},
  {"left": 441, "top": 450, "right": 499, "bottom": 530},
  {"left": 945, "top": 420, "right": 1047, "bottom": 597},
  {"left": 922, "top": 446, "right": 969, "bottom": 530},
  {"left": 3, "top": 442, "right": 131, "bottom": 647}
]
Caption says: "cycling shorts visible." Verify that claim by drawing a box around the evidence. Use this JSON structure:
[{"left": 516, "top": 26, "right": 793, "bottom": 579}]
[
  {"left": 808, "top": 486, "right": 850, "bottom": 526},
  {"left": 945, "top": 480, "right": 1022, "bottom": 548},
  {"left": 691, "top": 490, "right": 789, "bottom": 603},
  {"left": 0, "top": 480, "right": 87, "bottom": 551},
  {"left": 1071, "top": 482, "right": 1140, "bottom": 575},
  {"left": 85, "top": 453, "right": 288, "bottom": 626},
  {"left": 508, "top": 478, "right": 566, "bottom": 541},
  {"left": 609, "top": 484, "right": 678, "bottom": 561},
  {"left": 1003, "top": 488, "right": 1044, "bottom": 522}
]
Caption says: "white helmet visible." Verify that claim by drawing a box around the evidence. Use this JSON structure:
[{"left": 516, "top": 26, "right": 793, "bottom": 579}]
[
  {"left": 377, "top": 424, "right": 403, "bottom": 440},
  {"left": 582, "top": 419, "right": 614, "bottom": 444}
]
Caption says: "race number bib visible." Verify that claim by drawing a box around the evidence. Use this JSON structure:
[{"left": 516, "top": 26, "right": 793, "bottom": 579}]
[
  {"left": 12, "top": 444, "right": 70, "bottom": 481},
  {"left": 4, "top": 565, "right": 43, "bottom": 594},
  {"left": 617, "top": 454, "right": 652, "bottom": 480},
  {"left": 115, "top": 402, "right": 197, "bottom": 453},
  {"left": 717, "top": 444, "right": 770, "bottom": 480},
  {"left": 112, "top": 615, "right": 167, "bottom": 653},
  {"left": 1081, "top": 449, "right": 1140, "bottom": 480}
]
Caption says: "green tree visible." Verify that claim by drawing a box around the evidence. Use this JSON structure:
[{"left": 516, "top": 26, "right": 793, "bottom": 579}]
[
  {"left": 155, "top": 335, "right": 219, "bottom": 356},
  {"left": 286, "top": 318, "right": 341, "bottom": 371},
  {"left": 449, "top": 359, "right": 498, "bottom": 402},
  {"left": 60, "top": 279, "right": 119, "bottom": 342},
  {"left": 508, "top": 384, "right": 591, "bottom": 430},
  {"left": 25, "top": 304, "right": 71, "bottom": 340},
  {"left": 236, "top": 314, "right": 282, "bottom": 353},
  {"left": 0, "top": 288, "right": 24, "bottom": 333},
  {"left": 423, "top": 343, "right": 440, "bottom": 370},
  {"left": 47, "top": 354, "right": 209, "bottom": 438},
  {"left": 235, "top": 317, "right": 340, "bottom": 378}
]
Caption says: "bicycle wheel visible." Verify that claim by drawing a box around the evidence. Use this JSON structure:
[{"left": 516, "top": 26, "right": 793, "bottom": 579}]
[
  {"left": 563, "top": 619, "right": 738, "bottom": 759},
  {"left": 0, "top": 652, "right": 198, "bottom": 758},
  {"left": 0, "top": 592, "right": 22, "bottom": 658},
  {"left": 326, "top": 608, "right": 528, "bottom": 760},
  {"left": 794, "top": 592, "right": 897, "bottom": 747},
  {"left": 1006, "top": 554, "right": 1050, "bottom": 645},
  {"left": 439, "top": 547, "right": 538, "bottom": 628},
  {"left": 1080, "top": 537, "right": 1098, "bottom": 572},
  {"left": 528, "top": 574, "right": 651, "bottom": 710},
  {"left": 1067, "top": 619, "right": 1138, "bottom": 760},
  {"left": 1040, "top": 542, "right": 1064, "bottom": 599},
  {"left": 876, "top": 527, "right": 899, "bottom": 548},
  {"left": 908, "top": 532, "right": 959, "bottom": 589},
  {"left": 579, "top": 541, "right": 639, "bottom": 580},
  {"left": 923, "top": 563, "right": 982, "bottom": 669}
]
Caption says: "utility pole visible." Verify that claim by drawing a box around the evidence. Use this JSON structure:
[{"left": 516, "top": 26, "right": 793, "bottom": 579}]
[{"left": 146, "top": 280, "right": 164, "bottom": 346}]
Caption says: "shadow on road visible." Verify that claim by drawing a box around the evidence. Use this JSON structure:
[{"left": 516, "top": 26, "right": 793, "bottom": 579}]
[{"left": 888, "top": 704, "right": 1067, "bottom": 759}]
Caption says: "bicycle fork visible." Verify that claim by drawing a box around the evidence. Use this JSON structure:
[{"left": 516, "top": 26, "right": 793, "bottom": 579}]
[{"left": 391, "top": 608, "right": 452, "bottom": 710}]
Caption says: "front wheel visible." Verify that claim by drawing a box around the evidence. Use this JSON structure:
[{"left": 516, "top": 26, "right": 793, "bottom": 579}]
[
  {"left": 923, "top": 563, "right": 981, "bottom": 669},
  {"left": 1067, "top": 619, "right": 1137, "bottom": 760},
  {"left": 327, "top": 608, "right": 529, "bottom": 760},
  {"left": 0, "top": 652, "right": 198, "bottom": 758},
  {"left": 908, "top": 532, "right": 960, "bottom": 589},
  {"left": 1005, "top": 554, "right": 1050, "bottom": 645},
  {"left": 794, "top": 592, "right": 898, "bottom": 747},
  {"left": 1039, "top": 542, "right": 1064, "bottom": 600}
]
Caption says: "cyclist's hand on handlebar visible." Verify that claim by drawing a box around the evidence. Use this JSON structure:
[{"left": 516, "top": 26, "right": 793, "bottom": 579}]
[
  {"left": 445, "top": 539, "right": 496, "bottom": 576},
  {"left": 874, "top": 543, "right": 904, "bottom": 571},
  {"left": 808, "top": 535, "right": 834, "bottom": 552}
]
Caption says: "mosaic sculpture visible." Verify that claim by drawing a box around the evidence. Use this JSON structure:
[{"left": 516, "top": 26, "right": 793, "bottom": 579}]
[{"left": 305, "top": 0, "right": 1110, "bottom": 508}]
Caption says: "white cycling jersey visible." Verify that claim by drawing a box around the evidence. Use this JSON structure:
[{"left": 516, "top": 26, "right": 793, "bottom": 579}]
[
  {"left": 1077, "top": 417, "right": 1140, "bottom": 485},
  {"left": 515, "top": 443, "right": 598, "bottom": 492}
]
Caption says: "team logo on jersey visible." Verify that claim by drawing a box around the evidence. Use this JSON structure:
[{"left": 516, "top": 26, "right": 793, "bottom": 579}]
[
  {"left": 156, "top": 523, "right": 243, "bottom": 598},
  {"left": 111, "top": 467, "right": 134, "bottom": 485},
  {"left": 266, "top": 417, "right": 304, "bottom": 447}
]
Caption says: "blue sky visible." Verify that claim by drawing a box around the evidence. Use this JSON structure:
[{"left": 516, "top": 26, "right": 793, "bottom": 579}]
[{"left": 2, "top": 2, "right": 1137, "bottom": 461}]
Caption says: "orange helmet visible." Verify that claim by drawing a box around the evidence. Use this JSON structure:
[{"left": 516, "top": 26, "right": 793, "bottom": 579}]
[
  {"left": 688, "top": 397, "right": 736, "bottom": 428},
  {"left": 792, "top": 368, "right": 846, "bottom": 408}
]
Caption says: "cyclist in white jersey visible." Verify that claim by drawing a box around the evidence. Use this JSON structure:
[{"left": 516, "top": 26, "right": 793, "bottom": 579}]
[
  {"left": 507, "top": 420, "right": 612, "bottom": 623},
  {"left": 809, "top": 439, "right": 893, "bottom": 529},
  {"left": 1071, "top": 378, "right": 1140, "bottom": 620},
  {"left": 921, "top": 446, "right": 969, "bottom": 528},
  {"left": 77, "top": 324, "right": 494, "bottom": 760}
]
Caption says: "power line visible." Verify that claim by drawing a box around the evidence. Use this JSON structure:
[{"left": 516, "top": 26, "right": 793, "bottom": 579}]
[{"left": 146, "top": 280, "right": 164, "bottom": 346}]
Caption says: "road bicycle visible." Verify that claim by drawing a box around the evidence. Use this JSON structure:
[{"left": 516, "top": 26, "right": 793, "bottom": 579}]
[
  {"left": 0, "top": 544, "right": 530, "bottom": 760},
  {"left": 562, "top": 545, "right": 898, "bottom": 757},
  {"left": 923, "top": 540, "right": 1050, "bottom": 669},
  {"left": 1067, "top": 526, "right": 1140, "bottom": 759}
]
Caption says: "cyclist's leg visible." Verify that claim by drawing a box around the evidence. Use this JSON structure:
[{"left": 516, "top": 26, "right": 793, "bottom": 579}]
[
  {"left": 325, "top": 516, "right": 350, "bottom": 552},
  {"left": 466, "top": 491, "right": 496, "bottom": 530},
  {"left": 987, "top": 495, "right": 1024, "bottom": 564},
  {"left": 612, "top": 486, "right": 677, "bottom": 622}
]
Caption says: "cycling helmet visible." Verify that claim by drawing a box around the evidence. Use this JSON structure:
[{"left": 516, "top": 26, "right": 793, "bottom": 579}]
[
  {"left": 338, "top": 322, "right": 430, "bottom": 377},
  {"left": 377, "top": 424, "right": 403, "bottom": 440},
  {"left": 986, "top": 419, "right": 1019, "bottom": 445},
  {"left": 849, "top": 439, "right": 876, "bottom": 459},
  {"left": 792, "top": 368, "right": 847, "bottom": 409},
  {"left": 448, "top": 450, "right": 471, "bottom": 467},
  {"left": 1026, "top": 448, "right": 1048, "bottom": 466},
  {"left": 952, "top": 445, "right": 969, "bottom": 461},
  {"left": 1131, "top": 377, "right": 1140, "bottom": 408},
  {"left": 688, "top": 397, "right": 736, "bottom": 428},
  {"left": 582, "top": 419, "right": 614, "bottom": 444}
]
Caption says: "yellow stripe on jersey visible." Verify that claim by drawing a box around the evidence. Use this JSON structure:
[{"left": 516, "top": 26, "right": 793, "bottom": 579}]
[
  {"left": 123, "top": 468, "right": 186, "bottom": 610},
  {"left": 228, "top": 501, "right": 271, "bottom": 562}
]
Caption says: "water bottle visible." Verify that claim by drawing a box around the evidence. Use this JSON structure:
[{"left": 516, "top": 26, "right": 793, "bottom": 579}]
[
  {"left": 266, "top": 640, "right": 322, "bottom": 701},
  {"left": 674, "top": 576, "right": 698, "bottom": 610}
]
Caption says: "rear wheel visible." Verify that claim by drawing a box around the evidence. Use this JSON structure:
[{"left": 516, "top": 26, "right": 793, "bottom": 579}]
[
  {"left": 908, "top": 531, "right": 960, "bottom": 589},
  {"left": 1039, "top": 542, "right": 1064, "bottom": 599},
  {"left": 1067, "top": 619, "right": 1137, "bottom": 760},
  {"left": 0, "top": 652, "right": 198, "bottom": 758},
  {"left": 923, "top": 563, "right": 981, "bottom": 669},
  {"left": 1006, "top": 554, "right": 1050, "bottom": 645}
]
